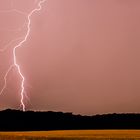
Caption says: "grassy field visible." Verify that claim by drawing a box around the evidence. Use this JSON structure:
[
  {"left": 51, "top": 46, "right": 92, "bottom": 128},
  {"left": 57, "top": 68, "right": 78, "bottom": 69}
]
[{"left": 0, "top": 130, "right": 140, "bottom": 140}]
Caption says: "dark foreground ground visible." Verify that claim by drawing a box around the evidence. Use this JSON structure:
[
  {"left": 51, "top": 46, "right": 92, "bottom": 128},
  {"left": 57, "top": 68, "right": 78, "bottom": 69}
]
[
  {"left": 0, "top": 130, "right": 140, "bottom": 140},
  {"left": 0, "top": 109, "right": 140, "bottom": 131}
]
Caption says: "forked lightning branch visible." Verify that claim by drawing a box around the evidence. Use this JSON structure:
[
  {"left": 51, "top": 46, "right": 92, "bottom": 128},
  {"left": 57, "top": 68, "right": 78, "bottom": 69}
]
[{"left": 0, "top": 0, "right": 46, "bottom": 111}]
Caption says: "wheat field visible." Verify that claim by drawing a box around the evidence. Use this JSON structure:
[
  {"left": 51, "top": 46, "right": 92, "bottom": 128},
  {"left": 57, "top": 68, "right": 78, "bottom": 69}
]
[{"left": 0, "top": 130, "right": 140, "bottom": 140}]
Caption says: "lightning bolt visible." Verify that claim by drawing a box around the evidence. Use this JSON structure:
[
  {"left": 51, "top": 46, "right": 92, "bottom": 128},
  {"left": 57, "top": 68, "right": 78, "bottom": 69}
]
[{"left": 0, "top": 0, "right": 46, "bottom": 111}]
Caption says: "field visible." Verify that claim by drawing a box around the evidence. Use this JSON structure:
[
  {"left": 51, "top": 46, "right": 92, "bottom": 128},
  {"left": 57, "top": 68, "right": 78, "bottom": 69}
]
[{"left": 0, "top": 130, "right": 140, "bottom": 140}]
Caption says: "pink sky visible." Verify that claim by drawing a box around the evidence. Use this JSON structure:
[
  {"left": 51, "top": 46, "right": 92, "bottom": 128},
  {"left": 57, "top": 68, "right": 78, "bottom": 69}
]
[{"left": 0, "top": 0, "right": 140, "bottom": 115}]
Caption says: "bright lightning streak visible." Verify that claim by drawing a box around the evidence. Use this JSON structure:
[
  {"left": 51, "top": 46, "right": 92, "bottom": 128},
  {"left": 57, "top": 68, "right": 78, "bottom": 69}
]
[
  {"left": 0, "top": 0, "right": 46, "bottom": 111},
  {"left": 0, "top": 37, "right": 24, "bottom": 52}
]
